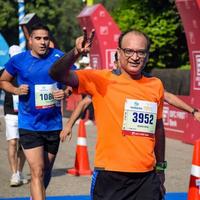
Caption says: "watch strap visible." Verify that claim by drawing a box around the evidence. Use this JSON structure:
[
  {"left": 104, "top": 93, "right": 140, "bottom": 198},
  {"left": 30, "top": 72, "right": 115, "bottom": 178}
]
[{"left": 156, "top": 161, "right": 167, "bottom": 171}]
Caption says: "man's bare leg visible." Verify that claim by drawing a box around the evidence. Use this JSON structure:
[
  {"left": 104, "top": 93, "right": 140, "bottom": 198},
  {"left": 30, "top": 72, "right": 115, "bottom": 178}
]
[
  {"left": 43, "top": 151, "right": 56, "bottom": 189},
  {"left": 8, "top": 138, "right": 21, "bottom": 186},
  {"left": 17, "top": 148, "right": 28, "bottom": 184},
  {"left": 23, "top": 146, "right": 45, "bottom": 200},
  {"left": 17, "top": 149, "right": 26, "bottom": 172}
]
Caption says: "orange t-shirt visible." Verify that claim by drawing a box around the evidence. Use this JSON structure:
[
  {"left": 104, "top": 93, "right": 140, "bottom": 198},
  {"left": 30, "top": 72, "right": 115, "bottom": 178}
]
[{"left": 75, "top": 69, "right": 164, "bottom": 172}]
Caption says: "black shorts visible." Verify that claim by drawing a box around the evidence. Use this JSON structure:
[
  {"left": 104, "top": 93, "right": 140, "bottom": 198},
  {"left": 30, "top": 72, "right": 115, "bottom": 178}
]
[
  {"left": 19, "top": 128, "right": 60, "bottom": 155},
  {"left": 91, "top": 170, "right": 162, "bottom": 200}
]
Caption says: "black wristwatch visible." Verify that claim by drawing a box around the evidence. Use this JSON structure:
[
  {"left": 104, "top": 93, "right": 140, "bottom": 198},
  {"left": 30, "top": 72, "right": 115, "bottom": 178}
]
[
  {"left": 156, "top": 161, "right": 167, "bottom": 171},
  {"left": 192, "top": 108, "right": 198, "bottom": 116}
]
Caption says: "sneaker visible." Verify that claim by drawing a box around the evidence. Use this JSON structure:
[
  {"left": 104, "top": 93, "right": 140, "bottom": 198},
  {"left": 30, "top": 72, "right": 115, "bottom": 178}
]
[
  {"left": 19, "top": 173, "right": 28, "bottom": 184},
  {"left": 85, "top": 120, "right": 94, "bottom": 126},
  {"left": 10, "top": 173, "right": 21, "bottom": 187}
]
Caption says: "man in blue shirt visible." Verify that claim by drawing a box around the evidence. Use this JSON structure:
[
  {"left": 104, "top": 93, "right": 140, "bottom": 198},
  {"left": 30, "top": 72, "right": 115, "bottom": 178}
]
[{"left": 0, "top": 23, "right": 64, "bottom": 199}]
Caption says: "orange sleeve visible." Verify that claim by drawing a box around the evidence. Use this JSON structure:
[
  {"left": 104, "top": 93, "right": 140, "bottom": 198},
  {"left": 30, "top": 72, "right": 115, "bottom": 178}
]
[
  {"left": 74, "top": 69, "right": 111, "bottom": 96},
  {"left": 74, "top": 70, "right": 90, "bottom": 94},
  {"left": 74, "top": 69, "right": 100, "bottom": 96}
]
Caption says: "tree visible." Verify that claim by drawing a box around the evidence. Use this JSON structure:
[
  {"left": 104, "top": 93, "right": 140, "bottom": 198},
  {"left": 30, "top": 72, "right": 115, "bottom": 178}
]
[
  {"left": 0, "top": 1, "right": 19, "bottom": 45},
  {"left": 0, "top": 0, "right": 122, "bottom": 51},
  {"left": 0, "top": 0, "right": 189, "bottom": 69},
  {"left": 25, "top": 0, "right": 84, "bottom": 51},
  {"left": 112, "top": 0, "right": 189, "bottom": 69},
  {"left": 0, "top": 0, "right": 84, "bottom": 51}
]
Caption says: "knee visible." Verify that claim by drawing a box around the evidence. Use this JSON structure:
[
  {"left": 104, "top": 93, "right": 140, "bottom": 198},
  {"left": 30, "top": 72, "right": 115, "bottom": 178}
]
[
  {"left": 31, "top": 166, "right": 44, "bottom": 180},
  {"left": 8, "top": 139, "right": 18, "bottom": 147}
]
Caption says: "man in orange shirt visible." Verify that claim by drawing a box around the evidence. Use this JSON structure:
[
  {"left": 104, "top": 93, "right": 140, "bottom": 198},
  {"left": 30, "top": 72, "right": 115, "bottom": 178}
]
[
  {"left": 60, "top": 52, "right": 200, "bottom": 143},
  {"left": 50, "top": 29, "right": 166, "bottom": 200}
]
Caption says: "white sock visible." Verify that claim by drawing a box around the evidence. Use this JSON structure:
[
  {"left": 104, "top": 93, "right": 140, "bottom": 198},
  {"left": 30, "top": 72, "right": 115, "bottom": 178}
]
[{"left": 17, "top": 171, "right": 22, "bottom": 176}]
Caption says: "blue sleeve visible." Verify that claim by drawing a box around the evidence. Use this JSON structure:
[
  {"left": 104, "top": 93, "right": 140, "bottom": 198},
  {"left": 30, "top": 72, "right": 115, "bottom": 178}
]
[
  {"left": 53, "top": 49, "right": 65, "bottom": 89},
  {"left": 71, "top": 64, "right": 78, "bottom": 70},
  {"left": 57, "top": 82, "right": 65, "bottom": 89},
  {"left": 4, "top": 57, "right": 17, "bottom": 76}
]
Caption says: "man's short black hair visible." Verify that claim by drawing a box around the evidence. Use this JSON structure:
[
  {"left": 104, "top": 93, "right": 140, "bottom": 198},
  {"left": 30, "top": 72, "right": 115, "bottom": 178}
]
[
  {"left": 30, "top": 23, "right": 50, "bottom": 34},
  {"left": 118, "top": 29, "right": 151, "bottom": 51}
]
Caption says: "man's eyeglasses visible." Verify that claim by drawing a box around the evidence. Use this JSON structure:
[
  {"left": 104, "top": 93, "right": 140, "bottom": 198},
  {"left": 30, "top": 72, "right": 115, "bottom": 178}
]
[{"left": 120, "top": 48, "right": 147, "bottom": 58}]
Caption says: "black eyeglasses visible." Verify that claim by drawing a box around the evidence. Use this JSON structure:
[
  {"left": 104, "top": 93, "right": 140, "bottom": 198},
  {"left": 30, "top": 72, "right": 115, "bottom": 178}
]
[{"left": 120, "top": 48, "right": 148, "bottom": 58}]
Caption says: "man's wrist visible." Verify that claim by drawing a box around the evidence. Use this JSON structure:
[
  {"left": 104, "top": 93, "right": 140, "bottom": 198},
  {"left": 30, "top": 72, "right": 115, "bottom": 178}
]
[
  {"left": 13, "top": 87, "right": 20, "bottom": 95},
  {"left": 74, "top": 47, "right": 81, "bottom": 56},
  {"left": 155, "top": 161, "right": 167, "bottom": 171}
]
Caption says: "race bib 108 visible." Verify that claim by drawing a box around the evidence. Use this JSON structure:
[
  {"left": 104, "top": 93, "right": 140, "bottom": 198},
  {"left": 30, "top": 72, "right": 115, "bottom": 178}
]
[{"left": 35, "top": 84, "right": 56, "bottom": 109}]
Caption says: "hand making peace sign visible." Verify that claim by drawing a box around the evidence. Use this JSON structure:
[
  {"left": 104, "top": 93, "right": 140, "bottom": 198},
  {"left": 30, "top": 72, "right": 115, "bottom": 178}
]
[{"left": 75, "top": 27, "right": 95, "bottom": 54}]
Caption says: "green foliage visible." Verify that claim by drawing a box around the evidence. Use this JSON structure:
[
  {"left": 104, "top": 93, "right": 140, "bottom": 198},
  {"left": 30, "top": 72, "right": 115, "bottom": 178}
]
[
  {"left": 0, "top": 0, "right": 189, "bottom": 69},
  {"left": 112, "top": 0, "right": 189, "bottom": 69},
  {"left": 0, "top": 1, "right": 16, "bottom": 27},
  {"left": 0, "top": 1, "right": 19, "bottom": 45},
  {"left": 179, "top": 64, "right": 190, "bottom": 70},
  {"left": 24, "top": 0, "right": 83, "bottom": 51},
  {"left": 0, "top": 0, "right": 123, "bottom": 51},
  {"left": 0, "top": 0, "right": 84, "bottom": 51}
]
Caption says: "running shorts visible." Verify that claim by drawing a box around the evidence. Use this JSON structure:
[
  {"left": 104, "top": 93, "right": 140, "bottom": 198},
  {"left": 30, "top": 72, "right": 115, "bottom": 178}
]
[
  {"left": 19, "top": 129, "right": 61, "bottom": 155},
  {"left": 5, "top": 114, "right": 19, "bottom": 141},
  {"left": 90, "top": 170, "right": 162, "bottom": 200}
]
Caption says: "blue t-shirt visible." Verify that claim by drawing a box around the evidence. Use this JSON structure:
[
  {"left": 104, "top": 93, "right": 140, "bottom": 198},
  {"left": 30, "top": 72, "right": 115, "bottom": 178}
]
[{"left": 4, "top": 48, "right": 64, "bottom": 131}]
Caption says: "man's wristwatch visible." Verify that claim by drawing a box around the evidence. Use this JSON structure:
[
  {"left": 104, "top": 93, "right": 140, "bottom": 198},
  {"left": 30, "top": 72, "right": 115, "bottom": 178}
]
[
  {"left": 156, "top": 161, "right": 167, "bottom": 171},
  {"left": 191, "top": 108, "right": 198, "bottom": 116}
]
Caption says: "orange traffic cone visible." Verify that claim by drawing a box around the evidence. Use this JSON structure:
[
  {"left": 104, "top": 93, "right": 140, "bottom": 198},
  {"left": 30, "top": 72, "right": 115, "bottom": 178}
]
[
  {"left": 188, "top": 139, "right": 200, "bottom": 200},
  {"left": 67, "top": 119, "right": 92, "bottom": 176}
]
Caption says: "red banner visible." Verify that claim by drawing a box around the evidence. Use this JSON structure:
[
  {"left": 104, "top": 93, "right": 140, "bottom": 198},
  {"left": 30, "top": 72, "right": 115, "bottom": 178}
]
[{"left": 77, "top": 4, "right": 121, "bottom": 70}]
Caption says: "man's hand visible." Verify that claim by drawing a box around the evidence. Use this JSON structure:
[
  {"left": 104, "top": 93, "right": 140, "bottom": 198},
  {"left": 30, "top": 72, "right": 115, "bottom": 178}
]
[
  {"left": 15, "top": 84, "right": 29, "bottom": 95},
  {"left": 60, "top": 125, "right": 72, "bottom": 142},
  {"left": 52, "top": 89, "right": 65, "bottom": 100},
  {"left": 75, "top": 27, "right": 95, "bottom": 55}
]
